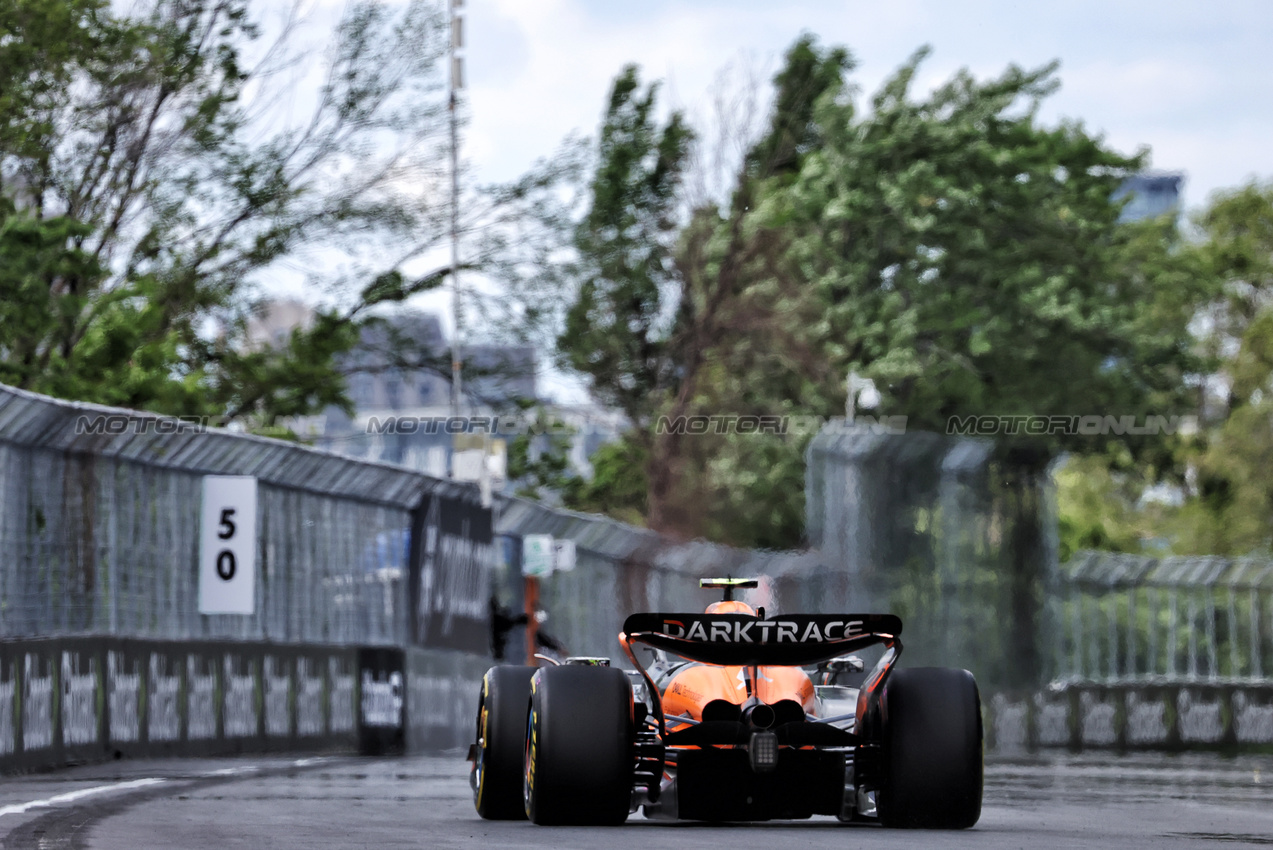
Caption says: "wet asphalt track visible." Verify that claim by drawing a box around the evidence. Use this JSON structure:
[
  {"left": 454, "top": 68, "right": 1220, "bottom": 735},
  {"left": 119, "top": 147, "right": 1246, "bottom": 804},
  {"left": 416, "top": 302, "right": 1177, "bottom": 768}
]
[{"left": 1, "top": 752, "right": 1271, "bottom": 849}]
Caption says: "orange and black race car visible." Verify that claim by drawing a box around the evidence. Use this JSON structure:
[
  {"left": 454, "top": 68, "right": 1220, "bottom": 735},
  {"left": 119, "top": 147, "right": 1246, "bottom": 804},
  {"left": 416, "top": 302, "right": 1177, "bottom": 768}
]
[{"left": 469, "top": 578, "right": 982, "bottom": 828}]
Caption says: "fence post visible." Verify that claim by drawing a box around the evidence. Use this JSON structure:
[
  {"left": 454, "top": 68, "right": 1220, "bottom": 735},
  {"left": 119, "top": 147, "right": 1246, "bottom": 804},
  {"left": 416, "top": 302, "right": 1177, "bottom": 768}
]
[{"left": 524, "top": 575, "right": 540, "bottom": 666}]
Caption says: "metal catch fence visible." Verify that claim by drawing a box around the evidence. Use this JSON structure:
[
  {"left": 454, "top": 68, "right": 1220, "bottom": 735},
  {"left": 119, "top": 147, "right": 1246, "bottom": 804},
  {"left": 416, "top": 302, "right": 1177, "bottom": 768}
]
[
  {"left": 0, "top": 384, "right": 479, "bottom": 647},
  {"left": 804, "top": 424, "right": 1058, "bottom": 690},
  {"left": 9, "top": 383, "right": 1269, "bottom": 699},
  {"left": 495, "top": 497, "right": 840, "bottom": 666},
  {"left": 1053, "top": 551, "right": 1273, "bottom": 684}
]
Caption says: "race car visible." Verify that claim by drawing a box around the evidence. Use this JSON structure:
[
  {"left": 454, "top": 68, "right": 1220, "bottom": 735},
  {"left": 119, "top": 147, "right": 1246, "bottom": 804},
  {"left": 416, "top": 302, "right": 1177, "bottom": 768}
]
[{"left": 469, "top": 577, "right": 982, "bottom": 828}]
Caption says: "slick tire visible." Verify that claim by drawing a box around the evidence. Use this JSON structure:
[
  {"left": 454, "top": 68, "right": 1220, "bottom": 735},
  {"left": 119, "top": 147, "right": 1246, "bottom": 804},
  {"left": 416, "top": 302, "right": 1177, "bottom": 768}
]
[
  {"left": 524, "top": 665, "right": 634, "bottom": 826},
  {"left": 474, "top": 666, "right": 537, "bottom": 820},
  {"left": 877, "top": 666, "right": 983, "bottom": 829}
]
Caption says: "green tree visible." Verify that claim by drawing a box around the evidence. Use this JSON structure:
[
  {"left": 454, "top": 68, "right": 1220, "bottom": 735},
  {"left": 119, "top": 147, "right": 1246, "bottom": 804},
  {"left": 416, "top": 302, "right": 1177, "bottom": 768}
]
[
  {"left": 0, "top": 0, "right": 453, "bottom": 425},
  {"left": 1050, "top": 185, "right": 1273, "bottom": 561},
  {"left": 768, "top": 51, "right": 1193, "bottom": 446},
  {"left": 505, "top": 405, "right": 576, "bottom": 501},
  {"left": 538, "top": 38, "right": 851, "bottom": 541},
  {"left": 559, "top": 65, "right": 693, "bottom": 433},
  {"left": 1054, "top": 454, "right": 1180, "bottom": 562},
  {"left": 543, "top": 66, "right": 691, "bottom": 516},
  {"left": 563, "top": 434, "right": 649, "bottom": 525},
  {"left": 648, "top": 35, "right": 853, "bottom": 544},
  {"left": 754, "top": 49, "right": 1202, "bottom": 683},
  {"left": 1171, "top": 182, "right": 1273, "bottom": 555}
]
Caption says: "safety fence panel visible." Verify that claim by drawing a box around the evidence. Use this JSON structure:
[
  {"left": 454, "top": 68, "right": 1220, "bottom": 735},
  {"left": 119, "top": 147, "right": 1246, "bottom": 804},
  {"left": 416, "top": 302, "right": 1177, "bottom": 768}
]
[
  {"left": 804, "top": 425, "right": 1056, "bottom": 692},
  {"left": 0, "top": 441, "right": 414, "bottom": 646}
]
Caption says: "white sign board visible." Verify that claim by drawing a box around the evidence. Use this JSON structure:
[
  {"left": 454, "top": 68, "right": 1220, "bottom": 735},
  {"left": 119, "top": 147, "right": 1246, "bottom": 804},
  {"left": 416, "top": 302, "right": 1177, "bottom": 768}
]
[
  {"left": 552, "top": 538, "right": 576, "bottom": 573},
  {"left": 522, "top": 534, "right": 555, "bottom": 578},
  {"left": 199, "top": 476, "right": 257, "bottom": 614},
  {"left": 451, "top": 449, "right": 485, "bottom": 482}
]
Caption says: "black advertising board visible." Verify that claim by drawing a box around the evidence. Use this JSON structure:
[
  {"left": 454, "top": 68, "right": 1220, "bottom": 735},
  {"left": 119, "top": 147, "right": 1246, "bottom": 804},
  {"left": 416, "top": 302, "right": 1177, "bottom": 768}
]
[
  {"left": 408, "top": 490, "right": 494, "bottom": 653},
  {"left": 356, "top": 646, "right": 405, "bottom": 755}
]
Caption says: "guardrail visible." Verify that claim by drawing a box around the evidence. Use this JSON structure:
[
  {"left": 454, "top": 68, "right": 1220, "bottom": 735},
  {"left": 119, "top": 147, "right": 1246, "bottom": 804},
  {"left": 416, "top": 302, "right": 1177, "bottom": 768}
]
[
  {"left": 0, "top": 637, "right": 374, "bottom": 772},
  {"left": 987, "top": 681, "right": 1273, "bottom": 753}
]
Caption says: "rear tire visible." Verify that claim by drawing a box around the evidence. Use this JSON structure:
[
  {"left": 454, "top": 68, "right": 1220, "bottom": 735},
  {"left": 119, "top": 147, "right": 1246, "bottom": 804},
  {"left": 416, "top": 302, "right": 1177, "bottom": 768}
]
[
  {"left": 876, "top": 667, "right": 983, "bottom": 829},
  {"left": 474, "top": 666, "right": 536, "bottom": 820},
  {"left": 524, "top": 665, "right": 633, "bottom": 826}
]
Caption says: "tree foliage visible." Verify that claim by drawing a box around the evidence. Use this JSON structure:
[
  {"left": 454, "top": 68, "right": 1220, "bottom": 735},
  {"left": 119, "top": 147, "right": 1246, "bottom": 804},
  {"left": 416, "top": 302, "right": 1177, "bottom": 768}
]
[
  {"left": 547, "top": 37, "right": 1208, "bottom": 556},
  {"left": 649, "top": 36, "right": 854, "bottom": 544},
  {"left": 763, "top": 50, "right": 1199, "bottom": 466},
  {"left": 557, "top": 66, "right": 693, "bottom": 433},
  {"left": 1167, "top": 183, "right": 1273, "bottom": 555},
  {"left": 0, "top": 0, "right": 453, "bottom": 426}
]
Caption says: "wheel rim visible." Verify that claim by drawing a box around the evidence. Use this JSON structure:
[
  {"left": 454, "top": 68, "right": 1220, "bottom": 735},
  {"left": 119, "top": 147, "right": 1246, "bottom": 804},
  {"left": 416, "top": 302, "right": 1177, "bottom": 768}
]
[
  {"left": 522, "top": 703, "right": 534, "bottom": 813},
  {"left": 473, "top": 697, "right": 487, "bottom": 805}
]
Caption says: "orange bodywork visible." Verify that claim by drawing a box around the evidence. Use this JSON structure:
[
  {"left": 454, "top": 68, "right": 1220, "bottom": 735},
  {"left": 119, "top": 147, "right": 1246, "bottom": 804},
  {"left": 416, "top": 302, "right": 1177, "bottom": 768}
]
[
  {"left": 657, "top": 599, "right": 817, "bottom": 727},
  {"left": 662, "top": 663, "right": 816, "bottom": 722}
]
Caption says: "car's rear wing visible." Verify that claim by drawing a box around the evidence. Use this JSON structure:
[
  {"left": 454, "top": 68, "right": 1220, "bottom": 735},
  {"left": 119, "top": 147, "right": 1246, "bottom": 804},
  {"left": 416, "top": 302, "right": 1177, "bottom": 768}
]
[
  {"left": 619, "top": 612, "right": 904, "bottom": 737},
  {"left": 621, "top": 613, "right": 901, "bottom": 667}
]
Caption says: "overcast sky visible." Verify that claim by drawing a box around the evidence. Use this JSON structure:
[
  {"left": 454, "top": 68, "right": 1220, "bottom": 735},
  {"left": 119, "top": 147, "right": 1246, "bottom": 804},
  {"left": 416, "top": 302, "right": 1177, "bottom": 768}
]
[{"left": 462, "top": 0, "right": 1273, "bottom": 209}]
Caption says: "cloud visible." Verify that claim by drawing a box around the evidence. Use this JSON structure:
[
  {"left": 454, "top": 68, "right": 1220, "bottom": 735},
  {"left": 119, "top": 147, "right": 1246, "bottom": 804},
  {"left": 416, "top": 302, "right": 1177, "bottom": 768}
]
[{"left": 1059, "top": 59, "right": 1220, "bottom": 122}]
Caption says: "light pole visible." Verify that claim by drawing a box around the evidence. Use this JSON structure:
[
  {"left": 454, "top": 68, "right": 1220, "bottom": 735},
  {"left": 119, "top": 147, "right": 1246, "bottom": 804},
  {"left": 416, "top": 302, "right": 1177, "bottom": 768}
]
[{"left": 448, "top": 0, "right": 464, "bottom": 420}]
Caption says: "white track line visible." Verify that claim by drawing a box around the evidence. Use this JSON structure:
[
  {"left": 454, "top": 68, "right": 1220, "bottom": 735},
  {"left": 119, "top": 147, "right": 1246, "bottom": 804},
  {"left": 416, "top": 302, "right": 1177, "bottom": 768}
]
[
  {"left": 0, "top": 756, "right": 328, "bottom": 819},
  {"left": 0, "top": 778, "right": 165, "bottom": 818},
  {"left": 205, "top": 766, "right": 259, "bottom": 777}
]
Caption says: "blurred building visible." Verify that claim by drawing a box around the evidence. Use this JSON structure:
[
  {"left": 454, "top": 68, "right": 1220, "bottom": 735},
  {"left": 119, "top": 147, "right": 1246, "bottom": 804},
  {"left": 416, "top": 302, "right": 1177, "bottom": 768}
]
[
  {"left": 317, "top": 311, "right": 538, "bottom": 477},
  {"left": 246, "top": 300, "right": 623, "bottom": 488},
  {"left": 1113, "top": 173, "right": 1184, "bottom": 223}
]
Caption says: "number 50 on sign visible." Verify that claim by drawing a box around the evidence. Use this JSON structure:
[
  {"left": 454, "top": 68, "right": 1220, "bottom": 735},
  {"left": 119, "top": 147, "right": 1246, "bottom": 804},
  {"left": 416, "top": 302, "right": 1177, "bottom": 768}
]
[{"left": 199, "top": 476, "right": 257, "bottom": 615}]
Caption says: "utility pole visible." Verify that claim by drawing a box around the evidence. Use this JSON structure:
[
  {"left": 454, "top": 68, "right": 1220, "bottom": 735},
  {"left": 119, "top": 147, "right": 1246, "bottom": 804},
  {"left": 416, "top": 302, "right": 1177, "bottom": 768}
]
[{"left": 448, "top": 0, "right": 464, "bottom": 419}]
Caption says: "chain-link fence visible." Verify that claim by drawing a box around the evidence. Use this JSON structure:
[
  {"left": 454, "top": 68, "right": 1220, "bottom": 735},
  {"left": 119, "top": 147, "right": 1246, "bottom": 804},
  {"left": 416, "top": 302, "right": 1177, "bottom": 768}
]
[
  {"left": 805, "top": 424, "right": 1058, "bottom": 691},
  {"left": 494, "top": 424, "right": 1052, "bottom": 692},
  {"left": 0, "top": 384, "right": 481, "bottom": 647},
  {"left": 1053, "top": 551, "right": 1273, "bottom": 684},
  {"left": 14, "top": 379, "right": 1273, "bottom": 754},
  {"left": 495, "top": 497, "right": 832, "bottom": 665}
]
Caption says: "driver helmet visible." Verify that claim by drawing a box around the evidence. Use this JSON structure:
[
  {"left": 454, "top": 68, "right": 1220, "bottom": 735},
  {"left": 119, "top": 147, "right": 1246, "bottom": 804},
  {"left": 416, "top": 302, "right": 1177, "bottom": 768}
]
[{"left": 704, "top": 600, "right": 755, "bottom": 615}]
